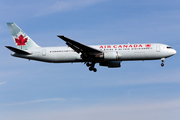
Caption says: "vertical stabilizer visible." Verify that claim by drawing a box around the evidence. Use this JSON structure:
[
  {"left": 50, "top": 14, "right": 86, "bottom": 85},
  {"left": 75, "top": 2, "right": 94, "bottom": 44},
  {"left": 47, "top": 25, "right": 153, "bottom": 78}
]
[{"left": 7, "top": 23, "right": 40, "bottom": 50}]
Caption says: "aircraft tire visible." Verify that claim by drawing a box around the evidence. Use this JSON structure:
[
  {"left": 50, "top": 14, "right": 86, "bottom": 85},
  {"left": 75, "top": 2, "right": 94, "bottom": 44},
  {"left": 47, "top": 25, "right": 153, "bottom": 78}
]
[
  {"left": 161, "top": 63, "right": 164, "bottom": 67},
  {"left": 89, "top": 67, "right": 93, "bottom": 71},
  {"left": 86, "top": 63, "right": 90, "bottom": 67},
  {"left": 93, "top": 68, "right": 97, "bottom": 72}
]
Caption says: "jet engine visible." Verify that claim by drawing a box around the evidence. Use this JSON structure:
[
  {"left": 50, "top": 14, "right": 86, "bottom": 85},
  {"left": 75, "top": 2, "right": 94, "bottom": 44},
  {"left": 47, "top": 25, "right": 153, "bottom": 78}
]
[
  {"left": 99, "top": 61, "right": 121, "bottom": 68},
  {"left": 103, "top": 51, "right": 119, "bottom": 60}
]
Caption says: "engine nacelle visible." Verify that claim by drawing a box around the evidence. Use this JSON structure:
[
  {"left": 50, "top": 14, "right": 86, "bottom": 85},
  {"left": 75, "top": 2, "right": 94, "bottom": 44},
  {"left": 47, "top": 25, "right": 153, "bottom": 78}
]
[
  {"left": 99, "top": 61, "right": 121, "bottom": 68},
  {"left": 103, "top": 51, "right": 118, "bottom": 60}
]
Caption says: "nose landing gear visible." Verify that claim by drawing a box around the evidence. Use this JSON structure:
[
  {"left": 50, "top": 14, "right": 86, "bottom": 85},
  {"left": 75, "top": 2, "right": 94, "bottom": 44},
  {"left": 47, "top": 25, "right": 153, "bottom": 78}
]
[
  {"left": 161, "top": 63, "right": 164, "bottom": 67},
  {"left": 86, "top": 62, "right": 97, "bottom": 72},
  {"left": 161, "top": 58, "right": 165, "bottom": 67}
]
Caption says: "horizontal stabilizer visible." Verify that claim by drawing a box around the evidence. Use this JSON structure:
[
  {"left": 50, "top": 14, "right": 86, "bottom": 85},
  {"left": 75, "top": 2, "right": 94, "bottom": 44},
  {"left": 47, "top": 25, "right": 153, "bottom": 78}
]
[{"left": 5, "top": 46, "right": 32, "bottom": 55}]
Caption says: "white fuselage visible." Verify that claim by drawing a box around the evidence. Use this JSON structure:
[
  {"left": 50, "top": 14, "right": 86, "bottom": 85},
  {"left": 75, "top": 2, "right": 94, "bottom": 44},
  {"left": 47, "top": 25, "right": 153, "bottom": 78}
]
[{"left": 12, "top": 43, "right": 176, "bottom": 63}]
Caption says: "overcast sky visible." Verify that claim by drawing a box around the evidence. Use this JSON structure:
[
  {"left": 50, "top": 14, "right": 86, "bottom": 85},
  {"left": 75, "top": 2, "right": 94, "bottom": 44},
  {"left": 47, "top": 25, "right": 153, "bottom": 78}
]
[{"left": 0, "top": 0, "right": 180, "bottom": 120}]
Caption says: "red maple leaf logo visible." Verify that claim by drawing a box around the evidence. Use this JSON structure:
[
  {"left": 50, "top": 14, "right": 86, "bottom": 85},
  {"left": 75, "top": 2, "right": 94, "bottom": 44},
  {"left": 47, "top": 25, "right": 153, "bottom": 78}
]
[
  {"left": 145, "top": 44, "right": 151, "bottom": 48},
  {"left": 15, "top": 35, "right": 28, "bottom": 49}
]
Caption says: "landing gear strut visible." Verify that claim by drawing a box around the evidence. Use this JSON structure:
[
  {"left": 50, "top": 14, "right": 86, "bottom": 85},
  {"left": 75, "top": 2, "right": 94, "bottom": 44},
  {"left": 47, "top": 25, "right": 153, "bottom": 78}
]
[
  {"left": 161, "top": 58, "right": 165, "bottom": 67},
  {"left": 86, "top": 62, "right": 97, "bottom": 72}
]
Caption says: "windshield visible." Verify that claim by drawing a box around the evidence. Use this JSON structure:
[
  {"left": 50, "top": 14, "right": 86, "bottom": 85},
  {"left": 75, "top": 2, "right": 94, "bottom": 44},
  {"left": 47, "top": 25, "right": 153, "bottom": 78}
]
[{"left": 167, "top": 46, "right": 172, "bottom": 49}]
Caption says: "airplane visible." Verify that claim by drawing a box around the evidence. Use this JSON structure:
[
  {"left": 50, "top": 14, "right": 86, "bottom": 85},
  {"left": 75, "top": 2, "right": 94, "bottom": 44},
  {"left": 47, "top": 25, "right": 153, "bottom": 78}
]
[{"left": 6, "top": 23, "right": 176, "bottom": 72}]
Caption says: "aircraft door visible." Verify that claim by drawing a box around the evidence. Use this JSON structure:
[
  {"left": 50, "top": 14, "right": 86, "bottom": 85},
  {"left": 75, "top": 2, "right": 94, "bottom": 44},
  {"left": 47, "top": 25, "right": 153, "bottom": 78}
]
[
  {"left": 42, "top": 49, "right": 46, "bottom": 56},
  {"left": 156, "top": 45, "right": 160, "bottom": 52}
]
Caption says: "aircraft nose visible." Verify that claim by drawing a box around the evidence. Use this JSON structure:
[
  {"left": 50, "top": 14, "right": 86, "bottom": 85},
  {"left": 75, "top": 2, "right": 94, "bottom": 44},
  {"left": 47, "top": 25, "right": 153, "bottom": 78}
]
[{"left": 173, "top": 49, "right": 177, "bottom": 55}]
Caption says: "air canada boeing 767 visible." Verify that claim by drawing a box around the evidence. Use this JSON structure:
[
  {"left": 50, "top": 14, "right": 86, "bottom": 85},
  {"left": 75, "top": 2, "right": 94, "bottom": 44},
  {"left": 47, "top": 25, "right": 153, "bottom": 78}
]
[{"left": 6, "top": 23, "right": 176, "bottom": 72}]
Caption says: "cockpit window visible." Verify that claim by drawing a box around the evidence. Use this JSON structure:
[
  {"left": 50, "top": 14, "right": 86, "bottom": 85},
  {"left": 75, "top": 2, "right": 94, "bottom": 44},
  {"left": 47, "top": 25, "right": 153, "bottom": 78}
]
[{"left": 167, "top": 46, "right": 172, "bottom": 49}]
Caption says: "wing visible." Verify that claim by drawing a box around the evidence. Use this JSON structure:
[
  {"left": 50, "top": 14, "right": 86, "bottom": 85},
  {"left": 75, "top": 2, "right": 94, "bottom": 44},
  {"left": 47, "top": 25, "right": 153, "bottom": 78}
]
[{"left": 57, "top": 35, "right": 102, "bottom": 55}]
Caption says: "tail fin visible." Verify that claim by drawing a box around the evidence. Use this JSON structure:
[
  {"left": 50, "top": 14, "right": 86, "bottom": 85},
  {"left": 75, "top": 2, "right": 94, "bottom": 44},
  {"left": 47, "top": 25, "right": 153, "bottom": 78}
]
[{"left": 7, "top": 23, "right": 40, "bottom": 50}]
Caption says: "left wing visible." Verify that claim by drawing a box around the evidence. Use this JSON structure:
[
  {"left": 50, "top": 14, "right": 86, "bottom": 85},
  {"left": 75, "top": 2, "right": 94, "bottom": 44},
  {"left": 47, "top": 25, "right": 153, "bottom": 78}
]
[{"left": 58, "top": 35, "right": 102, "bottom": 55}]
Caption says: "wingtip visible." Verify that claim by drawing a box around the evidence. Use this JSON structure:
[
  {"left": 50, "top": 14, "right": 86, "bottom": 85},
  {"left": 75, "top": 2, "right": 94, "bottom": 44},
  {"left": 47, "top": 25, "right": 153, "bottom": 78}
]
[
  {"left": 57, "top": 35, "right": 64, "bottom": 37},
  {"left": 7, "top": 22, "right": 14, "bottom": 25},
  {"left": 5, "top": 46, "right": 11, "bottom": 48}
]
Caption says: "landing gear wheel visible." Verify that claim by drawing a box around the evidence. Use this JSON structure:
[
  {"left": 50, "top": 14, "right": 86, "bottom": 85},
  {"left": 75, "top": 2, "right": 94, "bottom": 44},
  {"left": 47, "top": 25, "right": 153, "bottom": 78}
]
[
  {"left": 86, "top": 63, "right": 90, "bottom": 67},
  {"left": 161, "top": 58, "right": 165, "bottom": 67},
  {"left": 93, "top": 68, "right": 97, "bottom": 72},
  {"left": 87, "top": 62, "right": 97, "bottom": 72},
  {"left": 89, "top": 67, "right": 93, "bottom": 71},
  {"left": 161, "top": 63, "right": 164, "bottom": 67}
]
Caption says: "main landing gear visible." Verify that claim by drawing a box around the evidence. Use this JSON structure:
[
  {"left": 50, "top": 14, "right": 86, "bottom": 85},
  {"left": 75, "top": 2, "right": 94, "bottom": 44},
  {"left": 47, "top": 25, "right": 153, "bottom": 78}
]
[
  {"left": 161, "top": 58, "right": 165, "bottom": 67},
  {"left": 86, "top": 62, "right": 97, "bottom": 72}
]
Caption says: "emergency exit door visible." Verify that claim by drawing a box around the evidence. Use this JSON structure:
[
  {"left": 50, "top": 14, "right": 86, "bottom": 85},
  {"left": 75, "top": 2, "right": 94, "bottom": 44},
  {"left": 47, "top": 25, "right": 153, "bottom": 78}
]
[
  {"left": 156, "top": 46, "right": 160, "bottom": 52},
  {"left": 42, "top": 49, "right": 46, "bottom": 56}
]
